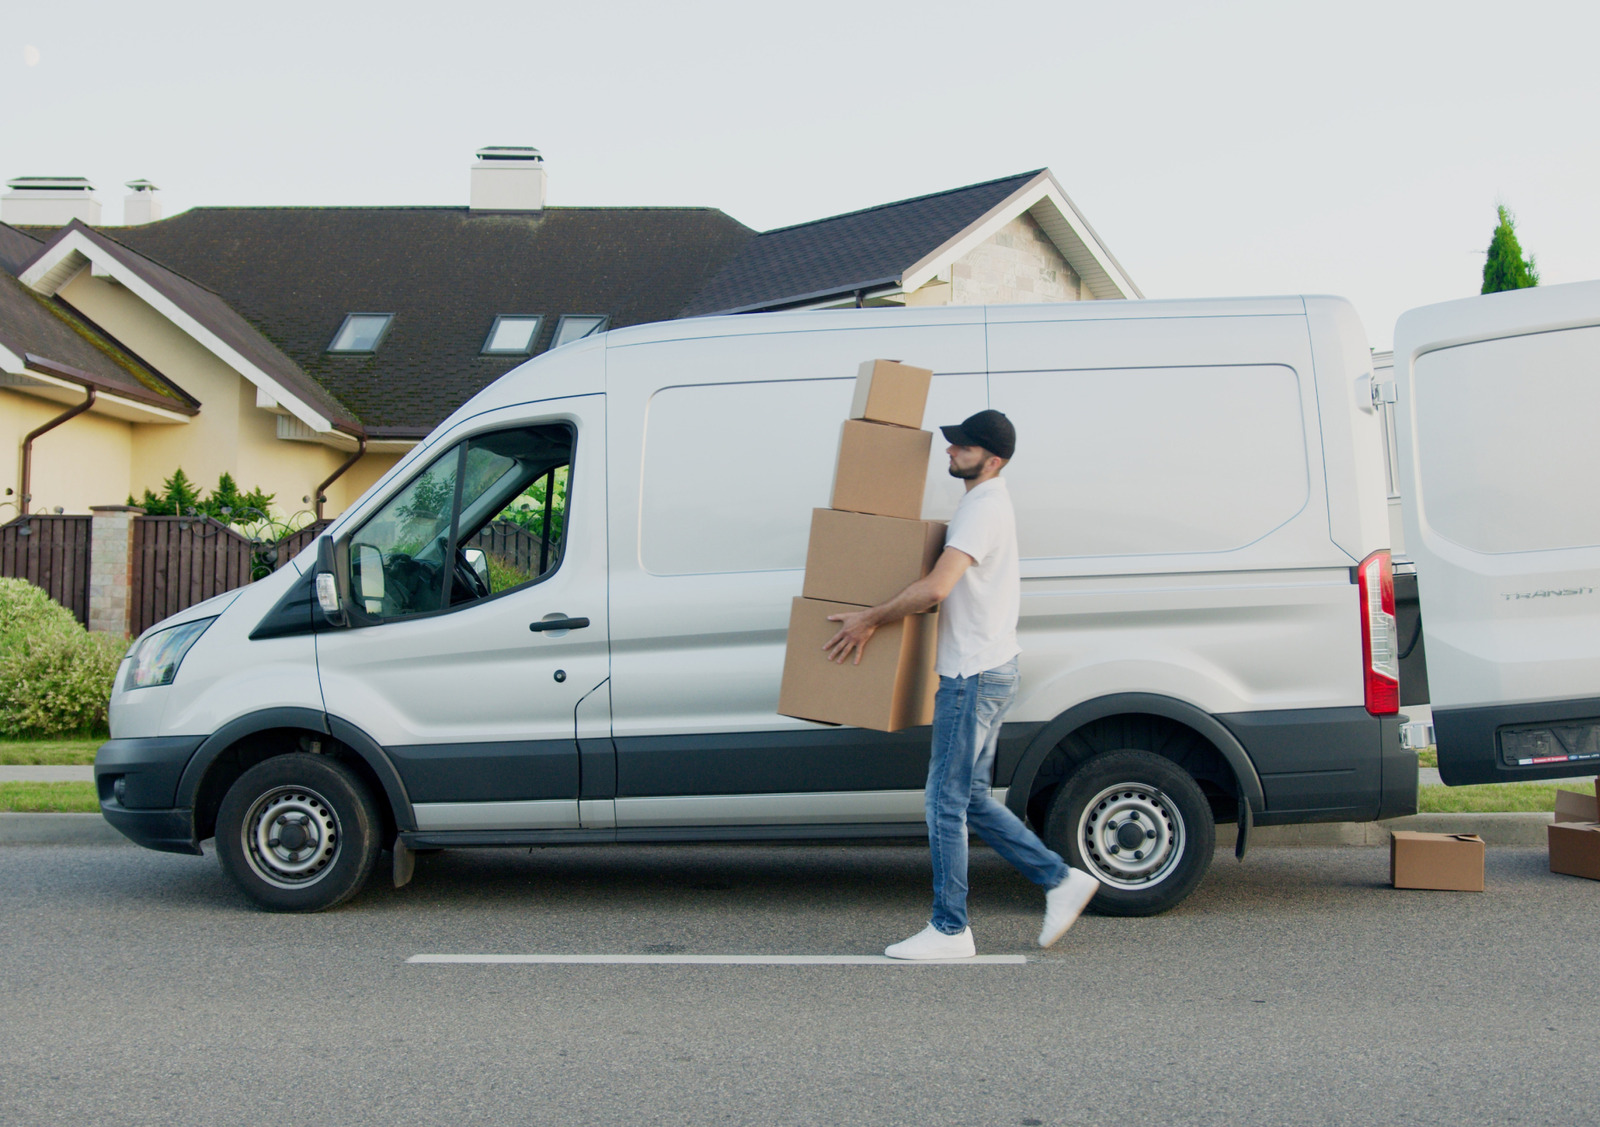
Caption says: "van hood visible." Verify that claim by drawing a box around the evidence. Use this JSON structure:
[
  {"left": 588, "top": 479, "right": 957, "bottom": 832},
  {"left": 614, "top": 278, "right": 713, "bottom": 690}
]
[{"left": 135, "top": 588, "right": 246, "bottom": 640}]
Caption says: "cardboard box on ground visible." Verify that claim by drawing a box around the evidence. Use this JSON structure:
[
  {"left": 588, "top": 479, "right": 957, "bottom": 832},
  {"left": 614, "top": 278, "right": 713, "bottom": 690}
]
[
  {"left": 1548, "top": 780, "right": 1600, "bottom": 881},
  {"left": 1390, "top": 831, "right": 1486, "bottom": 891},
  {"left": 779, "top": 359, "right": 943, "bottom": 733}
]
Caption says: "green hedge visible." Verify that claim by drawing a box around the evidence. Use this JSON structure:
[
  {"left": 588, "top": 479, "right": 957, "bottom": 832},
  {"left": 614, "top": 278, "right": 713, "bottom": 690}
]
[{"left": 0, "top": 579, "right": 125, "bottom": 738}]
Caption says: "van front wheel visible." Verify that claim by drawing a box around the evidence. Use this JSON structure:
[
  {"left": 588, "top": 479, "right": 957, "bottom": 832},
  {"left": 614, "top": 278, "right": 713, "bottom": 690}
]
[
  {"left": 1043, "top": 750, "right": 1215, "bottom": 917},
  {"left": 216, "top": 753, "right": 381, "bottom": 912}
]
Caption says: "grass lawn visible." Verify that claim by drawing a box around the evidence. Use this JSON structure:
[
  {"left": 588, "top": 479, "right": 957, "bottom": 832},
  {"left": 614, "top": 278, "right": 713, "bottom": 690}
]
[
  {"left": 1417, "top": 748, "right": 1438, "bottom": 768},
  {"left": 0, "top": 738, "right": 102, "bottom": 765},
  {"left": 1417, "top": 782, "right": 1558, "bottom": 813},
  {"left": 0, "top": 781, "right": 99, "bottom": 813}
]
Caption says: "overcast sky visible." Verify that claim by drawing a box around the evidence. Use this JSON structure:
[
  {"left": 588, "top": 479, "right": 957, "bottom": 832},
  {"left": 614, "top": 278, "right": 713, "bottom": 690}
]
[{"left": 5, "top": 0, "right": 1596, "bottom": 348}]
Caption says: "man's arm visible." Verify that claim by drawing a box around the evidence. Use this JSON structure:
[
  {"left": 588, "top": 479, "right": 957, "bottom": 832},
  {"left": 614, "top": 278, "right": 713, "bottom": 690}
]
[{"left": 821, "top": 546, "right": 974, "bottom": 664}]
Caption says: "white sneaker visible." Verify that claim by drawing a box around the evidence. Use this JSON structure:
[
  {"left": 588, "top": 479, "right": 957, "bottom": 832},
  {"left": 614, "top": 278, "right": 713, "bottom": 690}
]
[
  {"left": 884, "top": 923, "right": 976, "bottom": 960},
  {"left": 1039, "top": 868, "right": 1099, "bottom": 948}
]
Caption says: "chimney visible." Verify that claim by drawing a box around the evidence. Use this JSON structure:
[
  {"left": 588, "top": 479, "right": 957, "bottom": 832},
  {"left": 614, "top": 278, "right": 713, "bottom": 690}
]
[
  {"left": 122, "top": 180, "right": 163, "bottom": 225},
  {"left": 2, "top": 176, "right": 102, "bottom": 226},
  {"left": 470, "top": 146, "right": 546, "bottom": 212}
]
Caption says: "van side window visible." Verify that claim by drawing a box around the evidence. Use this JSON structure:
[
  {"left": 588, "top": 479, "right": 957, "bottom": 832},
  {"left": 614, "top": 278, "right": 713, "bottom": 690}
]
[{"left": 348, "top": 424, "right": 573, "bottom": 621}]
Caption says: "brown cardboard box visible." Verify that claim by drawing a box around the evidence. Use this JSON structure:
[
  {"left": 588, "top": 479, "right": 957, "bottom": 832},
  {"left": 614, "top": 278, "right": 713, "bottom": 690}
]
[
  {"left": 777, "top": 596, "right": 938, "bottom": 732},
  {"left": 1390, "top": 831, "right": 1485, "bottom": 891},
  {"left": 1553, "top": 785, "right": 1600, "bottom": 823},
  {"left": 802, "top": 509, "right": 947, "bottom": 607},
  {"left": 830, "top": 420, "right": 932, "bottom": 520},
  {"left": 850, "top": 359, "right": 933, "bottom": 429},
  {"left": 1548, "top": 821, "right": 1600, "bottom": 881}
]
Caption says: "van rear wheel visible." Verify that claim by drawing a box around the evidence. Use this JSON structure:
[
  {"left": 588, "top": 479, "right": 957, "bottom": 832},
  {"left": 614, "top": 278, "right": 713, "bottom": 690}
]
[
  {"left": 1043, "top": 750, "right": 1215, "bottom": 917},
  {"left": 216, "top": 753, "right": 381, "bottom": 912}
]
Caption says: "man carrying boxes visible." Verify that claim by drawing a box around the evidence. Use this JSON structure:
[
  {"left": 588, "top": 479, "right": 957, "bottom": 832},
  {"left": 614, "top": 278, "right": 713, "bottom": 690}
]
[{"left": 781, "top": 358, "right": 1098, "bottom": 960}]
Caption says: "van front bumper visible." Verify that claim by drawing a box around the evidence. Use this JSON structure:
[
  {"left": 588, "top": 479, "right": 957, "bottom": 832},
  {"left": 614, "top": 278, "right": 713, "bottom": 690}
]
[
  {"left": 98, "top": 803, "right": 202, "bottom": 855},
  {"left": 94, "top": 736, "right": 207, "bottom": 855}
]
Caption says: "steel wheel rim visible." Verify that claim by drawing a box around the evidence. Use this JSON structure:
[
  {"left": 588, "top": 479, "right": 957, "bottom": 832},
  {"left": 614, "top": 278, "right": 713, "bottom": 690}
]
[
  {"left": 242, "top": 785, "right": 340, "bottom": 890},
  {"left": 1077, "top": 781, "right": 1186, "bottom": 889}
]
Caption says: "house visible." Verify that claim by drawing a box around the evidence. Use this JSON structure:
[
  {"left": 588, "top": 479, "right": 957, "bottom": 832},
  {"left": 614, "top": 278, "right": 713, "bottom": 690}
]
[
  {"left": 682, "top": 168, "right": 1139, "bottom": 315},
  {"left": 1, "top": 151, "right": 1138, "bottom": 524}
]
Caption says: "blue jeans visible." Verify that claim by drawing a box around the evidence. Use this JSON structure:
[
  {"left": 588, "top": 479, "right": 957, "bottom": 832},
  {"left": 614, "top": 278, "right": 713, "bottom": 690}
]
[{"left": 926, "top": 659, "right": 1068, "bottom": 934}]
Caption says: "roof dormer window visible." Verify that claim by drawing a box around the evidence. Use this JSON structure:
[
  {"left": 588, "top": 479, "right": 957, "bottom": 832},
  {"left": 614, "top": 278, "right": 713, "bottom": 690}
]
[
  {"left": 482, "top": 314, "right": 543, "bottom": 355},
  {"left": 551, "top": 314, "right": 609, "bottom": 349},
  {"left": 328, "top": 313, "right": 394, "bottom": 353}
]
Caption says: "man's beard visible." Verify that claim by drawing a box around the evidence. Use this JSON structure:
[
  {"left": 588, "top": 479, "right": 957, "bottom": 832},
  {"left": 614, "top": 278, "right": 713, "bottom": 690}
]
[{"left": 947, "top": 461, "right": 981, "bottom": 480}]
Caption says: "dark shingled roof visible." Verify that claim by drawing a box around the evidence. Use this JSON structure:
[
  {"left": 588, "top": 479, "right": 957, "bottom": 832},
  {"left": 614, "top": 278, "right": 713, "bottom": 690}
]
[
  {"left": 0, "top": 222, "right": 42, "bottom": 275},
  {"left": 679, "top": 171, "right": 1042, "bottom": 317},
  {"left": 110, "top": 207, "right": 754, "bottom": 431}
]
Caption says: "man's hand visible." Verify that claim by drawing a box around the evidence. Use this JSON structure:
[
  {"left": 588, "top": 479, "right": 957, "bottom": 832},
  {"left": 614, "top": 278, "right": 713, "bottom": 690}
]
[
  {"left": 824, "top": 608, "right": 878, "bottom": 665},
  {"left": 816, "top": 549, "right": 975, "bottom": 666}
]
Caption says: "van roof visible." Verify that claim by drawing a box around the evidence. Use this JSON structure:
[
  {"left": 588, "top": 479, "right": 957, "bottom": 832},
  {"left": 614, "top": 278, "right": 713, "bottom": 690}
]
[{"left": 607, "top": 295, "right": 1317, "bottom": 351}]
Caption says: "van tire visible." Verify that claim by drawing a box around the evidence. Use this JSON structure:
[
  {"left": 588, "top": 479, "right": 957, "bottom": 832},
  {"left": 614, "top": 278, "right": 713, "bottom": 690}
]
[
  {"left": 215, "top": 753, "right": 382, "bottom": 912},
  {"left": 1042, "top": 750, "right": 1215, "bottom": 917}
]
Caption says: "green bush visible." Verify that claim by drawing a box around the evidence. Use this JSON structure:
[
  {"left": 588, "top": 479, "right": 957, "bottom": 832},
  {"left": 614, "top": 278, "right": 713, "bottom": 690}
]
[
  {"left": 0, "top": 576, "right": 80, "bottom": 653},
  {"left": 0, "top": 578, "right": 125, "bottom": 738}
]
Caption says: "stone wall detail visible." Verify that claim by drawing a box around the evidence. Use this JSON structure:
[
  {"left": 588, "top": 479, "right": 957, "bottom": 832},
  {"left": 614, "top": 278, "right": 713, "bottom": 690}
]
[
  {"left": 949, "top": 212, "right": 1085, "bottom": 305},
  {"left": 88, "top": 506, "right": 142, "bottom": 636}
]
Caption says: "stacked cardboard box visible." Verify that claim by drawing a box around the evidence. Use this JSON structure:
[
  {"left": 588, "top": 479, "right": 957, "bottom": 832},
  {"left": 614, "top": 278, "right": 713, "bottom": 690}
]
[
  {"left": 1548, "top": 780, "right": 1600, "bottom": 881},
  {"left": 778, "top": 360, "right": 944, "bottom": 732}
]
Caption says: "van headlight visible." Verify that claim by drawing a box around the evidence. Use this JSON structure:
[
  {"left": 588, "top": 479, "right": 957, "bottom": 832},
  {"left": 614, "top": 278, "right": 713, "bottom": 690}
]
[{"left": 126, "top": 618, "right": 215, "bottom": 689}]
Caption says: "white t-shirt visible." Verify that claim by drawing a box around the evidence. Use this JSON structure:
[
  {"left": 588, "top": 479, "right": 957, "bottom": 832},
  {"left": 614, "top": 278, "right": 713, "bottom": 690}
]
[{"left": 936, "top": 476, "right": 1021, "bottom": 678}]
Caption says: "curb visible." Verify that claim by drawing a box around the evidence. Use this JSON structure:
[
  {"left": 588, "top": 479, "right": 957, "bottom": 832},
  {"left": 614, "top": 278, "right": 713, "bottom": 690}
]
[
  {"left": 1221, "top": 812, "right": 1553, "bottom": 849},
  {"left": 0, "top": 811, "right": 1558, "bottom": 848},
  {"left": 0, "top": 813, "right": 128, "bottom": 846}
]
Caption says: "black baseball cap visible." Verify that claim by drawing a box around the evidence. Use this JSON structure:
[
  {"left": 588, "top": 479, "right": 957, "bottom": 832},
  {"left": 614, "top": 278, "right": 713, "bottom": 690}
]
[{"left": 940, "top": 409, "right": 1016, "bottom": 460}]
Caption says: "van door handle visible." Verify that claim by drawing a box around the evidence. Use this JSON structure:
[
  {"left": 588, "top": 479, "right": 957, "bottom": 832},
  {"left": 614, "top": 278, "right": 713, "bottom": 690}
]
[{"left": 529, "top": 617, "right": 591, "bottom": 632}]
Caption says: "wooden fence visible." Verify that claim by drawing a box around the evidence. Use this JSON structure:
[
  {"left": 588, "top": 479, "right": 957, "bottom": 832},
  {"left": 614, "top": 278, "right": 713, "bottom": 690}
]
[
  {"left": 0, "top": 515, "right": 93, "bottom": 625},
  {"left": 128, "top": 517, "right": 330, "bottom": 636},
  {"left": 130, "top": 516, "right": 257, "bottom": 637},
  {"left": 467, "top": 519, "right": 553, "bottom": 578}
]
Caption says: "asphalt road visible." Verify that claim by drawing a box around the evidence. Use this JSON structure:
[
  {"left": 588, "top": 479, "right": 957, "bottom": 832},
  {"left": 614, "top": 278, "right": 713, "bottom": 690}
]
[{"left": 2, "top": 841, "right": 1598, "bottom": 1127}]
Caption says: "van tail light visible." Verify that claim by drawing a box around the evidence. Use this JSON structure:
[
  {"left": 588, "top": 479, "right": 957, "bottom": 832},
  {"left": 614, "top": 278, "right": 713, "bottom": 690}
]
[{"left": 1358, "top": 550, "right": 1399, "bottom": 715}]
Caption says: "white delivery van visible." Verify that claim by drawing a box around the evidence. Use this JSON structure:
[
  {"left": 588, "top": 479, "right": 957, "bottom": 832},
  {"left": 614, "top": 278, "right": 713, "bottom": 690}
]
[
  {"left": 1391, "top": 280, "right": 1600, "bottom": 784},
  {"left": 96, "top": 295, "right": 1416, "bottom": 914}
]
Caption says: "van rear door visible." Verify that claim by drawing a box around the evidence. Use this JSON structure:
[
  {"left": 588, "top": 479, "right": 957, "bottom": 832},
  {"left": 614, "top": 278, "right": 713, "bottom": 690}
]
[{"left": 1393, "top": 280, "right": 1600, "bottom": 784}]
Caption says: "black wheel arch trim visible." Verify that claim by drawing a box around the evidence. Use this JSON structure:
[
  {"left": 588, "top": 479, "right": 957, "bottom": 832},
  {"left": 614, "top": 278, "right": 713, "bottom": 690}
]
[
  {"left": 173, "top": 707, "right": 416, "bottom": 833},
  {"left": 1005, "top": 693, "right": 1266, "bottom": 819}
]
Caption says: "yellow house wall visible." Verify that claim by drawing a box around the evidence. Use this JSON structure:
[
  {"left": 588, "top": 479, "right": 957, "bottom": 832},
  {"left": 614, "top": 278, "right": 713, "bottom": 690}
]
[
  {"left": 0, "top": 386, "right": 133, "bottom": 515},
  {"left": 55, "top": 271, "right": 373, "bottom": 520},
  {"left": 333, "top": 454, "right": 403, "bottom": 513}
]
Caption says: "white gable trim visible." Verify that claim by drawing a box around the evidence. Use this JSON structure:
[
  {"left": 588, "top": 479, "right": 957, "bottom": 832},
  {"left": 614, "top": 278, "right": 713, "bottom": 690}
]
[
  {"left": 899, "top": 171, "right": 1143, "bottom": 301},
  {"left": 19, "top": 229, "right": 335, "bottom": 433}
]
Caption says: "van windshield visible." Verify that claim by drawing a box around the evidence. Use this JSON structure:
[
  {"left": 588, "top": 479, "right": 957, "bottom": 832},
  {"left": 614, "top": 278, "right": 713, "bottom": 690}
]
[{"left": 347, "top": 423, "right": 573, "bottom": 619}]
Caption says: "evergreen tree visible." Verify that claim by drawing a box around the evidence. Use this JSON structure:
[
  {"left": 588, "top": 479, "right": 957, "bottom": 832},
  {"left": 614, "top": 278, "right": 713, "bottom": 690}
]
[
  {"left": 127, "top": 469, "right": 275, "bottom": 523},
  {"left": 1482, "top": 204, "right": 1539, "bottom": 293}
]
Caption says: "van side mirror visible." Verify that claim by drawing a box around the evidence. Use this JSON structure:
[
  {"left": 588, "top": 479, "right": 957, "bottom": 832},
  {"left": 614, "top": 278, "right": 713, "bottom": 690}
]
[
  {"left": 314, "top": 536, "right": 347, "bottom": 628},
  {"left": 461, "top": 546, "right": 490, "bottom": 590}
]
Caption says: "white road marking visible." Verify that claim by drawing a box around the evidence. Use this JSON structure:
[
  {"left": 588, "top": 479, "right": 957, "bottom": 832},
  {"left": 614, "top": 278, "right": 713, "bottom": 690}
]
[{"left": 408, "top": 953, "right": 1027, "bottom": 965}]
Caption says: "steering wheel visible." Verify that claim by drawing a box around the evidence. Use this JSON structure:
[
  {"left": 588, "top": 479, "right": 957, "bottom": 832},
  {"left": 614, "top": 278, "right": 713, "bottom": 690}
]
[
  {"left": 452, "top": 548, "right": 491, "bottom": 603},
  {"left": 383, "top": 553, "right": 438, "bottom": 613}
]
